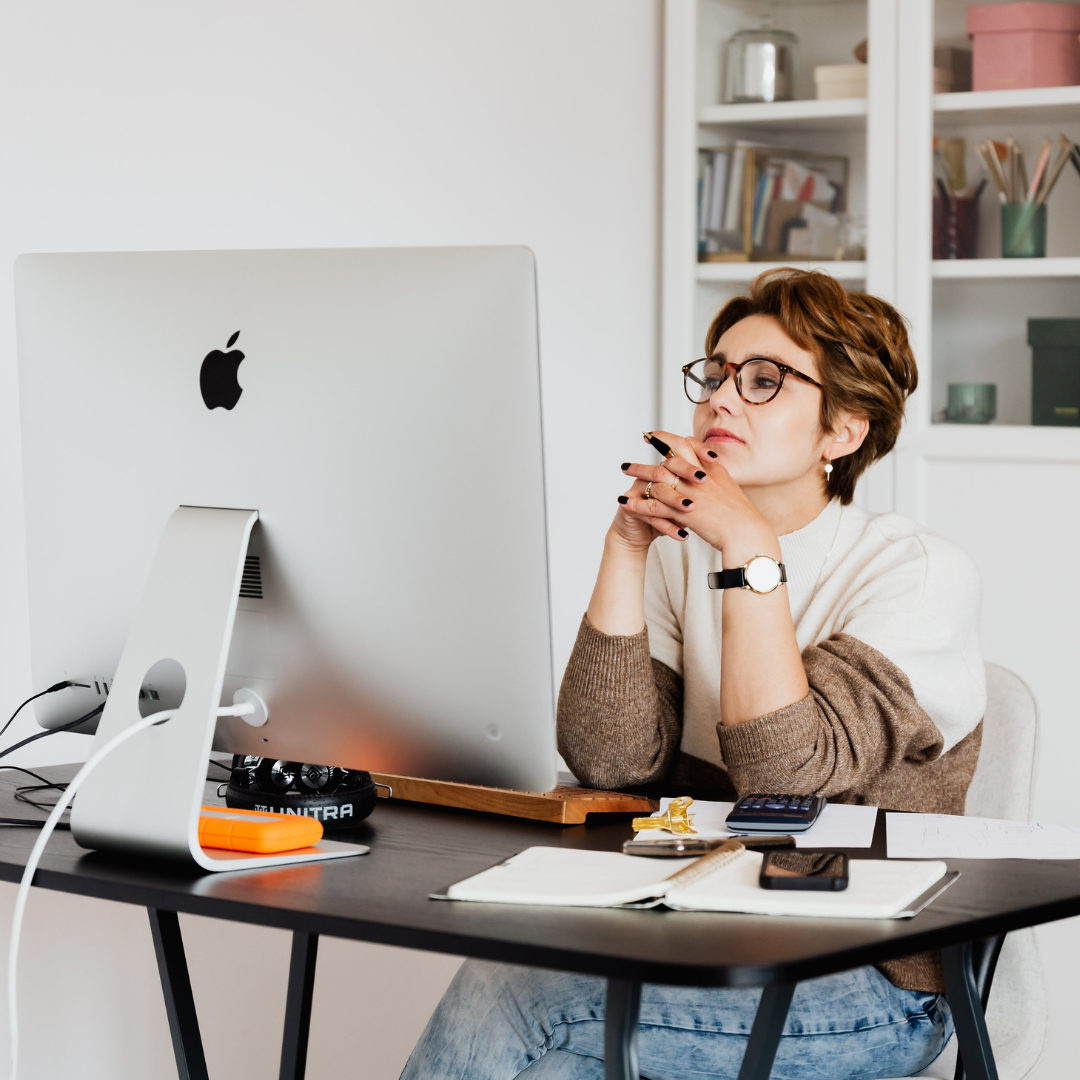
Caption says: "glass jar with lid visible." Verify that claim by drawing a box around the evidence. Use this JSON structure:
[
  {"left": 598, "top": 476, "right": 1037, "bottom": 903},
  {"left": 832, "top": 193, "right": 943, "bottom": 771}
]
[{"left": 723, "top": 20, "right": 799, "bottom": 103}]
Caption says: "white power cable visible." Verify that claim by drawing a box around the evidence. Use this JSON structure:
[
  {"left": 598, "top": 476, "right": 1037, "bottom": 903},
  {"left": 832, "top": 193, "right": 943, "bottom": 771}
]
[{"left": 7, "top": 700, "right": 253, "bottom": 1080}]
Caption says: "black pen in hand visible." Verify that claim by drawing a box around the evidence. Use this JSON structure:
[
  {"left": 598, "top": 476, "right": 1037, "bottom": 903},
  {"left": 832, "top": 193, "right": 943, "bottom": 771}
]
[{"left": 642, "top": 431, "right": 674, "bottom": 458}]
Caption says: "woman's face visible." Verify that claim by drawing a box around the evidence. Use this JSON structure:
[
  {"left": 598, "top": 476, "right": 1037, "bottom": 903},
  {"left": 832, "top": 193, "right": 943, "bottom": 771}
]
[{"left": 693, "top": 314, "right": 830, "bottom": 490}]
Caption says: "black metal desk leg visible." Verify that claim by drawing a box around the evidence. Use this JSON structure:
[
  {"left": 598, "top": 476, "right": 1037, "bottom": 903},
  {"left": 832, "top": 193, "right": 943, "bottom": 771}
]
[
  {"left": 942, "top": 942, "right": 999, "bottom": 1080},
  {"left": 147, "top": 908, "right": 209, "bottom": 1080},
  {"left": 279, "top": 931, "right": 320, "bottom": 1080},
  {"left": 605, "top": 978, "right": 641, "bottom": 1080},
  {"left": 736, "top": 983, "right": 796, "bottom": 1080}
]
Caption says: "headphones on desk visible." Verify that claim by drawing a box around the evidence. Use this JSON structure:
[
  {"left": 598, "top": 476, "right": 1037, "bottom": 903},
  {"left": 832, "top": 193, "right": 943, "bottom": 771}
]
[{"left": 225, "top": 756, "right": 383, "bottom": 829}]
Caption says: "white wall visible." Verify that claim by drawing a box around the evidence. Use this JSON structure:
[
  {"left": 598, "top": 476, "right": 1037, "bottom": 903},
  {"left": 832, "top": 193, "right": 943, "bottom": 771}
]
[{"left": 0, "top": 2, "right": 661, "bottom": 1076}]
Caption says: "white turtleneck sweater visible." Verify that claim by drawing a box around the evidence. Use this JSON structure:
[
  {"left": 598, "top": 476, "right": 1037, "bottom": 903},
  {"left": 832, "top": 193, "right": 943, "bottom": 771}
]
[{"left": 643, "top": 498, "right": 986, "bottom": 768}]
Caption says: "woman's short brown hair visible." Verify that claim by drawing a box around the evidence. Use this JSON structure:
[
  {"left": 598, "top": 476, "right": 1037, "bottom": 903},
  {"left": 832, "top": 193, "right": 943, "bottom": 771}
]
[{"left": 705, "top": 268, "right": 917, "bottom": 505}]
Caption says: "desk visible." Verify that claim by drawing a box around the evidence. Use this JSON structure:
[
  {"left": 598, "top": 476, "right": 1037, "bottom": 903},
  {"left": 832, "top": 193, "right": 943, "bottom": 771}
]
[{"left": 3, "top": 768, "right": 1079, "bottom": 1080}]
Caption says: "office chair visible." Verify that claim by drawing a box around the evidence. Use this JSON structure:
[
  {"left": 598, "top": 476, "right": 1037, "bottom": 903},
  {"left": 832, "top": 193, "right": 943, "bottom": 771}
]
[{"left": 892, "top": 662, "right": 1049, "bottom": 1080}]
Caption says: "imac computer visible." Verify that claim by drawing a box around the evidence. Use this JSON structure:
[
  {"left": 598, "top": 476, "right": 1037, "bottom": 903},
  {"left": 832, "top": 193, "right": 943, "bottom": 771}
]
[{"left": 15, "top": 246, "right": 559, "bottom": 868}]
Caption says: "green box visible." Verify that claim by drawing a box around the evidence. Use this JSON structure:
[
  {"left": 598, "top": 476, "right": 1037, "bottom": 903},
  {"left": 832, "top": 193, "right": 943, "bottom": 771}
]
[{"left": 1029, "top": 319, "right": 1080, "bottom": 427}]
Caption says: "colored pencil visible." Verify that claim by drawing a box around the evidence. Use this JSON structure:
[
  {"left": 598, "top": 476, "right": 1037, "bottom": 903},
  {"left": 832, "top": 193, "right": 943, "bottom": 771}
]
[
  {"left": 1027, "top": 140, "right": 1051, "bottom": 203},
  {"left": 1034, "top": 136, "right": 1074, "bottom": 206}
]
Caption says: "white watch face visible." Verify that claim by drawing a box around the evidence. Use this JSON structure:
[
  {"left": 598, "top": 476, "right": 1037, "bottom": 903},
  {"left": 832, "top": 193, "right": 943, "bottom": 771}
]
[{"left": 744, "top": 556, "right": 782, "bottom": 594}]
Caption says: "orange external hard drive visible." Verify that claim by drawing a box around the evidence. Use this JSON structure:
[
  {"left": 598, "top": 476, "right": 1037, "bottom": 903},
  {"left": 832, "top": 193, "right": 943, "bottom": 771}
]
[{"left": 198, "top": 805, "right": 324, "bottom": 854}]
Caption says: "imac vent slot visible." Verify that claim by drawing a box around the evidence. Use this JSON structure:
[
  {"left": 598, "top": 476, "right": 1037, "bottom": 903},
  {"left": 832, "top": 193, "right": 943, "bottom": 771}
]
[{"left": 239, "top": 555, "right": 263, "bottom": 599}]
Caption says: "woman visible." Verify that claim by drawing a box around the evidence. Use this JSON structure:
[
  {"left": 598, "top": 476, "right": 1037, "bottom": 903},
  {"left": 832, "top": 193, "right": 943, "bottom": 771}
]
[{"left": 400, "top": 269, "right": 984, "bottom": 1080}]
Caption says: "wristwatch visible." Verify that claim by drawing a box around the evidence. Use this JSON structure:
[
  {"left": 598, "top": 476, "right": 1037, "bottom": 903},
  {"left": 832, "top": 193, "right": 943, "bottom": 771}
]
[{"left": 707, "top": 555, "right": 787, "bottom": 595}]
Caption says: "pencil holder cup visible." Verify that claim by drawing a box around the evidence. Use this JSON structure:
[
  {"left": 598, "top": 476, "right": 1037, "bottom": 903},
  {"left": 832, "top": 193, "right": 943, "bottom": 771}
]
[
  {"left": 1002, "top": 203, "right": 1047, "bottom": 258},
  {"left": 933, "top": 196, "right": 979, "bottom": 259},
  {"left": 946, "top": 383, "right": 997, "bottom": 424}
]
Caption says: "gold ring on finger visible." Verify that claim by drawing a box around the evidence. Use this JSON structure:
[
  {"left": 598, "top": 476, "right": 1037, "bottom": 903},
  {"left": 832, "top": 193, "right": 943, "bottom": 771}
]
[
  {"left": 644, "top": 482, "right": 654, "bottom": 500},
  {"left": 670, "top": 477, "right": 681, "bottom": 492}
]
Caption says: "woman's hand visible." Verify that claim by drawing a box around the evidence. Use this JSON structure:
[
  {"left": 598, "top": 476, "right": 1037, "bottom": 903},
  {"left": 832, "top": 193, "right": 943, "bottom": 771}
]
[
  {"left": 618, "top": 431, "right": 778, "bottom": 563},
  {"left": 590, "top": 434, "right": 699, "bottom": 632},
  {"left": 609, "top": 492, "right": 667, "bottom": 552},
  {"left": 608, "top": 432, "right": 700, "bottom": 550}
]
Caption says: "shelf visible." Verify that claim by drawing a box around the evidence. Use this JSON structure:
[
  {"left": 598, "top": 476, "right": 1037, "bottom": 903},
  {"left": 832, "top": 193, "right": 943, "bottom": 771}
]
[
  {"left": 697, "top": 260, "right": 867, "bottom": 283},
  {"left": 934, "top": 85, "right": 1080, "bottom": 128},
  {"left": 698, "top": 98, "right": 867, "bottom": 133},
  {"left": 933, "top": 257, "right": 1080, "bottom": 280},
  {"left": 916, "top": 423, "right": 1080, "bottom": 464}
]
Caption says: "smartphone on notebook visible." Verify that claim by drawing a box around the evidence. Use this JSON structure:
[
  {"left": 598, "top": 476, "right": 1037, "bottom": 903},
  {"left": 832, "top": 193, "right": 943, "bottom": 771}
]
[{"left": 759, "top": 851, "right": 849, "bottom": 891}]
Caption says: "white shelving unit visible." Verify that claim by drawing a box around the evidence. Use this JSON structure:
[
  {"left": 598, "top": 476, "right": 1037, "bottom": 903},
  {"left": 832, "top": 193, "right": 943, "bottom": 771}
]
[
  {"left": 699, "top": 97, "right": 867, "bottom": 131},
  {"left": 661, "top": 8, "right": 1080, "bottom": 1067},
  {"left": 934, "top": 84, "right": 1080, "bottom": 128},
  {"left": 919, "top": 421, "right": 1080, "bottom": 464},
  {"left": 698, "top": 259, "right": 867, "bottom": 282},
  {"left": 662, "top": 0, "right": 1080, "bottom": 512},
  {"left": 927, "top": 1, "right": 1080, "bottom": 435},
  {"left": 932, "top": 257, "right": 1080, "bottom": 279}
]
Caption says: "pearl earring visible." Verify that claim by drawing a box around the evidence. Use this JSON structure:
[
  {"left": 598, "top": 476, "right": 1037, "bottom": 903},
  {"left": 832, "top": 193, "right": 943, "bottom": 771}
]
[{"left": 824, "top": 461, "right": 833, "bottom": 480}]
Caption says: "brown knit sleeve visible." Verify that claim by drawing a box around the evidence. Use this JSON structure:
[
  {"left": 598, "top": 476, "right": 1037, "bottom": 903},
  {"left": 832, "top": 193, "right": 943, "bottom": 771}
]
[
  {"left": 556, "top": 615, "right": 683, "bottom": 789},
  {"left": 716, "top": 633, "right": 953, "bottom": 804},
  {"left": 718, "top": 631, "right": 982, "bottom": 996}
]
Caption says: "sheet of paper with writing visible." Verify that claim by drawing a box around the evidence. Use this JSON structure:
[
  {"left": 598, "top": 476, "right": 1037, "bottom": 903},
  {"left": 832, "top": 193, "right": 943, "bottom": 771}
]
[
  {"left": 633, "top": 799, "right": 877, "bottom": 848},
  {"left": 887, "top": 813, "right": 1080, "bottom": 859}
]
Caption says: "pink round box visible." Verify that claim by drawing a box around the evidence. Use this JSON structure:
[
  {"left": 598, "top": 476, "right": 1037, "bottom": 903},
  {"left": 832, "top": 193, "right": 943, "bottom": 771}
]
[{"left": 967, "top": 1, "right": 1080, "bottom": 91}]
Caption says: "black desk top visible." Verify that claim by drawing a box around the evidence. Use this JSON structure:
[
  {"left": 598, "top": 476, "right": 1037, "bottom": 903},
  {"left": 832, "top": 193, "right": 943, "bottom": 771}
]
[{"left": 4, "top": 766, "right": 1080, "bottom": 988}]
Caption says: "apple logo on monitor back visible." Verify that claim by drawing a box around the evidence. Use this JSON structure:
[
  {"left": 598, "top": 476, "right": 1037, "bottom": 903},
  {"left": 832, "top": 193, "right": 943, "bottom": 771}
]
[{"left": 200, "top": 331, "right": 245, "bottom": 410}]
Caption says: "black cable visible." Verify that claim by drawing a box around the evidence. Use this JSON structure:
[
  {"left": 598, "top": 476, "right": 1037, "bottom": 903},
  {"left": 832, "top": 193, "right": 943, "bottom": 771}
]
[
  {"left": 0, "top": 703, "right": 103, "bottom": 765},
  {"left": 0, "top": 701, "right": 107, "bottom": 829},
  {"left": 0, "top": 765, "right": 69, "bottom": 818},
  {"left": 14, "top": 783, "right": 66, "bottom": 813},
  {"left": 0, "top": 769, "right": 70, "bottom": 826},
  {"left": 0, "top": 767, "right": 68, "bottom": 813},
  {"left": 0, "top": 681, "right": 74, "bottom": 743},
  {"left": 0, "top": 818, "right": 69, "bottom": 831},
  {"left": 0, "top": 702, "right": 238, "bottom": 828},
  {"left": 0, "top": 766, "right": 66, "bottom": 788}
]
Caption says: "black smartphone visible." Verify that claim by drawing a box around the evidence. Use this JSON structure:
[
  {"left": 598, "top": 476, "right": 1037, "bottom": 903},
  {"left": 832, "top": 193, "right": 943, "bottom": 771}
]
[{"left": 759, "top": 851, "right": 849, "bottom": 891}]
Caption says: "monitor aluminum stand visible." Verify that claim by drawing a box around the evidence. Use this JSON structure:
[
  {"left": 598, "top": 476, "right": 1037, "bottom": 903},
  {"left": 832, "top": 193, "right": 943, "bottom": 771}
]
[{"left": 70, "top": 506, "right": 365, "bottom": 871}]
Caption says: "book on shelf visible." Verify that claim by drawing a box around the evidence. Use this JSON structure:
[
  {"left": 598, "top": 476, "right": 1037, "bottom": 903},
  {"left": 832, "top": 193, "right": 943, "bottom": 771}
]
[{"left": 698, "top": 144, "right": 850, "bottom": 264}]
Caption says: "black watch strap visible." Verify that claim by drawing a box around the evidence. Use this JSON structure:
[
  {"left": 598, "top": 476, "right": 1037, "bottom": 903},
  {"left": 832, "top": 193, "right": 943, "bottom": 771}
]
[
  {"left": 707, "top": 562, "right": 788, "bottom": 590},
  {"left": 707, "top": 568, "right": 747, "bottom": 590}
]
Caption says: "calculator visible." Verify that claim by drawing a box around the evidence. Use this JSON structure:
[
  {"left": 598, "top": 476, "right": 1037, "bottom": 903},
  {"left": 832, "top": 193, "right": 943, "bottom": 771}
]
[{"left": 725, "top": 793, "right": 826, "bottom": 834}]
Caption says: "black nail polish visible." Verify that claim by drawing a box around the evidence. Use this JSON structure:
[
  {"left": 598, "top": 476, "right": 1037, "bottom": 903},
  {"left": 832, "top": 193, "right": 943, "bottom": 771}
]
[
  {"left": 694, "top": 470, "right": 706, "bottom": 479},
  {"left": 677, "top": 529, "right": 688, "bottom": 538},
  {"left": 681, "top": 499, "right": 693, "bottom": 507},
  {"left": 621, "top": 462, "right": 630, "bottom": 471},
  {"left": 706, "top": 450, "right": 718, "bottom": 459},
  {"left": 617, "top": 495, "right": 629, "bottom": 504}
]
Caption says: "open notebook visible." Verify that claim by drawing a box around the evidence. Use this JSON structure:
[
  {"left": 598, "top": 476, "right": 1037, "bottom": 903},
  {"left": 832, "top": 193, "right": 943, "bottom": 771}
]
[{"left": 439, "top": 844, "right": 954, "bottom": 920}]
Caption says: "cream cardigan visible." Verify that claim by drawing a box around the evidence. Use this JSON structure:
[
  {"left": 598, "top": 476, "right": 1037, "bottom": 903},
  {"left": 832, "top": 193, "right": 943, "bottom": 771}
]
[{"left": 643, "top": 498, "right": 986, "bottom": 767}]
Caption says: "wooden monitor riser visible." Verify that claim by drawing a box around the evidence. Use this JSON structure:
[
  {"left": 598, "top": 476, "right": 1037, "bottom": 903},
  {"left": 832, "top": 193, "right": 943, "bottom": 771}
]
[{"left": 369, "top": 773, "right": 659, "bottom": 824}]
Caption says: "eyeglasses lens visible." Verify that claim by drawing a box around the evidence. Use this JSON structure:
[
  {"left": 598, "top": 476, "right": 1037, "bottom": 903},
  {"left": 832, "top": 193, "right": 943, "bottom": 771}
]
[
  {"left": 685, "top": 359, "right": 784, "bottom": 404},
  {"left": 685, "top": 359, "right": 725, "bottom": 404},
  {"left": 740, "top": 360, "right": 784, "bottom": 403}
]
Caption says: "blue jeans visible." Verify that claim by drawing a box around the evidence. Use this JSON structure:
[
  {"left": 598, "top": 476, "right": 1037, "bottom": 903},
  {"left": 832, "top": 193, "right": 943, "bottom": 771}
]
[{"left": 399, "top": 960, "right": 953, "bottom": 1080}]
